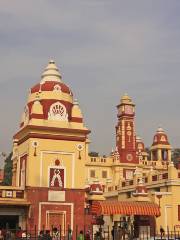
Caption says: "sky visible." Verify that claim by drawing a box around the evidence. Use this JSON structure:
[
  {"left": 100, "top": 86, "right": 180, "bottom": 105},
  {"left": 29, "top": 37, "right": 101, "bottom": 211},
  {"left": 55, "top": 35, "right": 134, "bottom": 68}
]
[{"left": 0, "top": 0, "right": 180, "bottom": 166}]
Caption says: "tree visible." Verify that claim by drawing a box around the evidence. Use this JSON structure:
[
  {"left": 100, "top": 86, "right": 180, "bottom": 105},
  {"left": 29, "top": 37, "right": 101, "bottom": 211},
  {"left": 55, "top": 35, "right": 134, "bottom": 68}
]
[
  {"left": 145, "top": 147, "right": 150, "bottom": 160},
  {"left": 2, "top": 152, "right": 13, "bottom": 186},
  {"left": 172, "top": 148, "right": 180, "bottom": 168},
  {"left": 89, "top": 152, "right": 99, "bottom": 157}
]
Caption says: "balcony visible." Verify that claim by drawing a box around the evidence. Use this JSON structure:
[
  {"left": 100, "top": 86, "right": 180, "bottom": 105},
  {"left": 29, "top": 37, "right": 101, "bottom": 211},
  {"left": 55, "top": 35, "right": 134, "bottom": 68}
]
[{"left": 0, "top": 186, "right": 29, "bottom": 206}]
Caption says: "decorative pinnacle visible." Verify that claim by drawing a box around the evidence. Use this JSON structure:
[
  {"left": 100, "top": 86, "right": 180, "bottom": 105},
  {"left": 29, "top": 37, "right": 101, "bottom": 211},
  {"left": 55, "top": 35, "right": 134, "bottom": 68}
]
[
  {"left": 157, "top": 126, "right": 164, "bottom": 133},
  {"left": 41, "top": 59, "right": 62, "bottom": 83},
  {"left": 49, "top": 59, "right": 55, "bottom": 64},
  {"left": 73, "top": 99, "right": 79, "bottom": 105},
  {"left": 120, "top": 93, "right": 134, "bottom": 105}
]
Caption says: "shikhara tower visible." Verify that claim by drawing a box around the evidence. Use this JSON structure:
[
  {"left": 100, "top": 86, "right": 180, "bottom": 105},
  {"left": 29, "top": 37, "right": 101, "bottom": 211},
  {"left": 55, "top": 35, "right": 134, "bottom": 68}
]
[{"left": 11, "top": 60, "right": 90, "bottom": 231}]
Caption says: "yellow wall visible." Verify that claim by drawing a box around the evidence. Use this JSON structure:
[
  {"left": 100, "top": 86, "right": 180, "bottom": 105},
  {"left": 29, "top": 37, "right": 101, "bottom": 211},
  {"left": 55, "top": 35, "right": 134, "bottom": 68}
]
[
  {"left": 85, "top": 156, "right": 113, "bottom": 188},
  {"left": 13, "top": 132, "right": 89, "bottom": 189}
]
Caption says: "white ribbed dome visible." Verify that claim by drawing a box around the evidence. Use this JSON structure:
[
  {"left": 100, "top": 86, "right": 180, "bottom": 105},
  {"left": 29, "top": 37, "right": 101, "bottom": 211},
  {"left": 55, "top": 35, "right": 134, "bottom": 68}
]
[{"left": 41, "top": 60, "right": 62, "bottom": 83}]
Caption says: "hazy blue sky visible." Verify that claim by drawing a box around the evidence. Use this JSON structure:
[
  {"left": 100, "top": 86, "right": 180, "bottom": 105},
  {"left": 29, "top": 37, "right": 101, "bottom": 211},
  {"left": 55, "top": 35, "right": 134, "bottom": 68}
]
[{"left": 0, "top": 0, "right": 180, "bottom": 166}]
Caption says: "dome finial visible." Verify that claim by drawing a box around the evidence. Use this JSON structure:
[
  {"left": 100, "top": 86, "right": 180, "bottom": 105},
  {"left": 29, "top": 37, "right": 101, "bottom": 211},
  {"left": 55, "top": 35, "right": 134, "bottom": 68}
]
[
  {"left": 41, "top": 59, "right": 62, "bottom": 83},
  {"left": 157, "top": 125, "right": 164, "bottom": 133},
  {"left": 73, "top": 99, "right": 79, "bottom": 105},
  {"left": 120, "top": 93, "right": 134, "bottom": 105},
  {"left": 136, "top": 135, "right": 142, "bottom": 142},
  {"left": 49, "top": 59, "right": 55, "bottom": 64}
]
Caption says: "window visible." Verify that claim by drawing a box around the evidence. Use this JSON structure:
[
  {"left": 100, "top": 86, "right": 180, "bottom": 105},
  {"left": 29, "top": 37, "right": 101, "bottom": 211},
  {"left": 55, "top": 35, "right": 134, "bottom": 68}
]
[
  {"left": 53, "top": 84, "right": 61, "bottom": 92},
  {"left": 161, "top": 136, "right": 166, "bottom": 142},
  {"left": 48, "top": 102, "right": 68, "bottom": 121},
  {"left": 90, "top": 157, "right": 96, "bottom": 162},
  {"left": 102, "top": 170, "right": 107, "bottom": 178},
  {"left": 162, "top": 150, "right": 168, "bottom": 161},
  {"left": 90, "top": 170, "right": 95, "bottom": 178}
]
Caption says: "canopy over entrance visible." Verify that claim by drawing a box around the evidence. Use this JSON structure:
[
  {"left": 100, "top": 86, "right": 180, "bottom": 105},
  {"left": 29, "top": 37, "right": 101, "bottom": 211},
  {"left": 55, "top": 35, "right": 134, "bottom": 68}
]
[
  {"left": 91, "top": 201, "right": 160, "bottom": 217},
  {"left": 0, "top": 200, "right": 30, "bottom": 206}
]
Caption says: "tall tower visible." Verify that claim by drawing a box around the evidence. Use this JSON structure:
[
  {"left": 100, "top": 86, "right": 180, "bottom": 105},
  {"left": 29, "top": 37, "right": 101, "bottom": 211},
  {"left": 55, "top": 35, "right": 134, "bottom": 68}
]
[
  {"left": 116, "top": 94, "right": 138, "bottom": 164},
  {"left": 12, "top": 60, "right": 90, "bottom": 189},
  {"left": 11, "top": 60, "right": 91, "bottom": 230}
]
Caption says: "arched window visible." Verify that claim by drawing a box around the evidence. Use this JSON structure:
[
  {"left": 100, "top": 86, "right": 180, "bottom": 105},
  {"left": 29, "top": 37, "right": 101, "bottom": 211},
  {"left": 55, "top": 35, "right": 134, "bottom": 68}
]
[
  {"left": 161, "top": 136, "right": 166, "bottom": 142},
  {"left": 53, "top": 84, "right": 61, "bottom": 92},
  {"left": 48, "top": 102, "right": 68, "bottom": 121}
]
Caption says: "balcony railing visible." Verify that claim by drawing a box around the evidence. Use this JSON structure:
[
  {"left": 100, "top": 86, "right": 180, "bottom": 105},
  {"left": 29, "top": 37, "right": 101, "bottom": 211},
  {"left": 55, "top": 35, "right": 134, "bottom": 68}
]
[
  {"left": 0, "top": 187, "right": 25, "bottom": 199},
  {"left": 119, "top": 172, "right": 170, "bottom": 190}
]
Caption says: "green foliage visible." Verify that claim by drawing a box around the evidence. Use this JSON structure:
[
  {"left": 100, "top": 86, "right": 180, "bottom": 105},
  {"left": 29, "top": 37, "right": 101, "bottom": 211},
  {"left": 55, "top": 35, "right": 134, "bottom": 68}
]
[
  {"left": 172, "top": 148, "right": 180, "bottom": 167},
  {"left": 145, "top": 147, "right": 150, "bottom": 160},
  {"left": 2, "top": 152, "right": 13, "bottom": 186},
  {"left": 89, "top": 152, "right": 99, "bottom": 157}
]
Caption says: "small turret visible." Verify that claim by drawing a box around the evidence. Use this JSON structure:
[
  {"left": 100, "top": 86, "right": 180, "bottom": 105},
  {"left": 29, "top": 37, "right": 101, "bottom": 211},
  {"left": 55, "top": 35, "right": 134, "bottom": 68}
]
[
  {"left": 86, "top": 181, "right": 105, "bottom": 201},
  {"left": 133, "top": 178, "right": 148, "bottom": 196},
  {"left": 150, "top": 126, "right": 172, "bottom": 165},
  {"left": 136, "top": 136, "right": 148, "bottom": 163},
  {"left": 71, "top": 99, "right": 83, "bottom": 121},
  {"left": 132, "top": 178, "right": 150, "bottom": 202},
  {"left": 152, "top": 127, "right": 170, "bottom": 146}
]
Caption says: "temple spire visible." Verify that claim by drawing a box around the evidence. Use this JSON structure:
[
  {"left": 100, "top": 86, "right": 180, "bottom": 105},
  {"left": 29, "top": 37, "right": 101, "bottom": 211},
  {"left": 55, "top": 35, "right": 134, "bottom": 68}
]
[{"left": 41, "top": 59, "right": 62, "bottom": 83}]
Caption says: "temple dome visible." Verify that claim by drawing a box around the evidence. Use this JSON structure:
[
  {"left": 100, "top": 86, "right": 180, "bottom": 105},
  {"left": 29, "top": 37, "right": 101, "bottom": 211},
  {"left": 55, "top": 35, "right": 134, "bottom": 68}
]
[
  {"left": 30, "top": 60, "right": 72, "bottom": 97},
  {"left": 152, "top": 126, "right": 170, "bottom": 146},
  {"left": 20, "top": 60, "right": 84, "bottom": 128}
]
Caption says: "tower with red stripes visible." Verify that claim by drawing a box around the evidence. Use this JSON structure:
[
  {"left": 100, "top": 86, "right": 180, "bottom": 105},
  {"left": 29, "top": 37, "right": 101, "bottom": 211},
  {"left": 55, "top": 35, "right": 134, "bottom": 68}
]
[{"left": 116, "top": 94, "right": 138, "bottom": 165}]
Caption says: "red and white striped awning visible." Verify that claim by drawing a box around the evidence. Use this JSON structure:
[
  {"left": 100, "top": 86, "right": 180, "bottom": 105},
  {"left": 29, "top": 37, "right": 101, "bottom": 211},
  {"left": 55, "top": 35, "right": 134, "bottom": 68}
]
[{"left": 91, "top": 201, "right": 160, "bottom": 217}]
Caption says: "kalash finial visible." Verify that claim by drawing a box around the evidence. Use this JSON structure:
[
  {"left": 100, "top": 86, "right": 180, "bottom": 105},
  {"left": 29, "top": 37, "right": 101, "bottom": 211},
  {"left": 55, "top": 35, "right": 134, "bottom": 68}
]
[
  {"left": 157, "top": 125, "right": 164, "bottom": 133},
  {"left": 41, "top": 59, "right": 62, "bottom": 83},
  {"left": 73, "top": 99, "right": 79, "bottom": 105},
  {"left": 120, "top": 93, "right": 134, "bottom": 105},
  {"left": 49, "top": 59, "right": 55, "bottom": 64}
]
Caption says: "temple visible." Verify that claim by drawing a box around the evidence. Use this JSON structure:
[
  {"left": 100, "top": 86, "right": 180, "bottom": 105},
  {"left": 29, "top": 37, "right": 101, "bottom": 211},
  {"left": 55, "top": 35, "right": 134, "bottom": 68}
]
[{"left": 0, "top": 60, "right": 180, "bottom": 238}]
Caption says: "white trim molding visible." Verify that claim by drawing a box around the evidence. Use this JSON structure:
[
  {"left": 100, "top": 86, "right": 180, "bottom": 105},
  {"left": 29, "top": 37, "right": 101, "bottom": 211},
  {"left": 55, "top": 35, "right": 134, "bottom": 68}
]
[
  {"left": 46, "top": 210, "right": 66, "bottom": 234},
  {"left": 38, "top": 202, "right": 74, "bottom": 231},
  {"left": 164, "top": 205, "right": 172, "bottom": 230}
]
